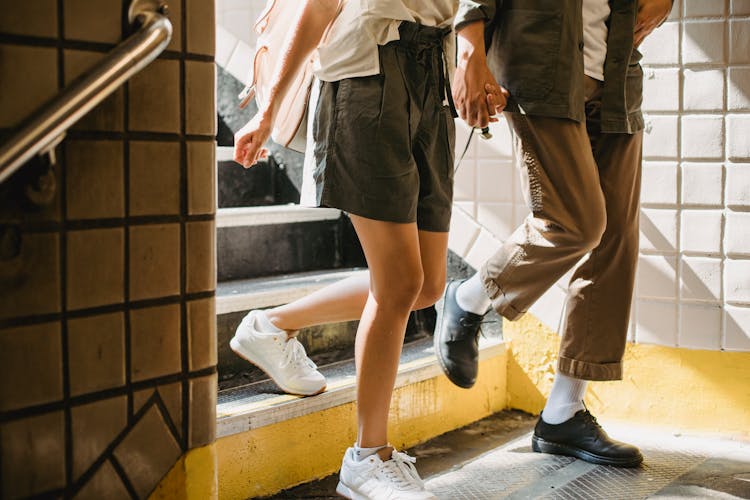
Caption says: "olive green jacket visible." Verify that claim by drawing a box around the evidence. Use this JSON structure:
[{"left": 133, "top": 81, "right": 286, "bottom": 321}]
[{"left": 456, "top": 0, "right": 664, "bottom": 134}]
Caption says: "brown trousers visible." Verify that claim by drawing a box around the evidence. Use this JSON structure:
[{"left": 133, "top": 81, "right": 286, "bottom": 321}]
[{"left": 481, "top": 77, "right": 643, "bottom": 381}]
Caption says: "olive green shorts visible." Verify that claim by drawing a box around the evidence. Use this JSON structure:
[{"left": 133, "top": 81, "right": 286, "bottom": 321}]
[{"left": 310, "top": 22, "right": 455, "bottom": 232}]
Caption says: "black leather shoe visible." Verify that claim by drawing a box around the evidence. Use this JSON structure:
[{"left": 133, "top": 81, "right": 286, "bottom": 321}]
[
  {"left": 434, "top": 280, "right": 484, "bottom": 389},
  {"left": 532, "top": 409, "right": 643, "bottom": 467}
]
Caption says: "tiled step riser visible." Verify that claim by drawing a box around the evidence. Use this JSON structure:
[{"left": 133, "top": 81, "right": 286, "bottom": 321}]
[
  {"left": 217, "top": 219, "right": 366, "bottom": 282},
  {"left": 217, "top": 308, "right": 437, "bottom": 386}
]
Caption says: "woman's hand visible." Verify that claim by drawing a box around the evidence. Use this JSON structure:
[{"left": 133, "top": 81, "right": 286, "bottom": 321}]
[
  {"left": 634, "top": 0, "right": 672, "bottom": 47},
  {"left": 233, "top": 111, "right": 272, "bottom": 168}
]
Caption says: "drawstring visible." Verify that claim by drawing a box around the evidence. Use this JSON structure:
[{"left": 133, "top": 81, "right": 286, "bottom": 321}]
[{"left": 437, "top": 26, "right": 459, "bottom": 119}]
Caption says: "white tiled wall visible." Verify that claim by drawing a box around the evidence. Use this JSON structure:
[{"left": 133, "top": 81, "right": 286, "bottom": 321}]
[{"left": 447, "top": 0, "right": 750, "bottom": 352}]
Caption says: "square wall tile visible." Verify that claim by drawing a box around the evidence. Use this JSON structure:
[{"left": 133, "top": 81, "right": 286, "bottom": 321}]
[
  {"left": 637, "top": 255, "right": 678, "bottom": 299},
  {"left": 72, "top": 396, "right": 127, "bottom": 479},
  {"left": 448, "top": 207, "right": 480, "bottom": 257},
  {"left": 215, "top": 24, "right": 238, "bottom": 68},
  {"left": 189, "top": 373, "right": 217, "bottom": 448},
  {"left": 453, "top": 159, "right": 476, "bottom": 201},
  {"left": 129, "top": 224, "right": 181, "bottom": 301},
  {"left": 732, "top": 0, "right": 750, "bottom": 15},
  {"left": 725, "top": 305, "right": 750, "bottom": 351},
  {"left": 681, "top": 115, "right": 724, "bottom": 160},
  {"left": 683, "top": 20, "right": 726, "bottom": 64},
  {"left": 64, "top": 0, "right": 122, "bottom": 43},
  {"left": 67, "top": 228, "right": 124, "bottom": 310},
  {"left": 477, "top": 160, "right": 514, "bottom": 202},
  {"left": 729, "top": 19, "right": 750, "bottom": 64},
  {"left": 0, "top": 0, "right": 57, "bottom": 37},
  {"left": 0, "top": 45, "right": 58, "bottom": 128},
  {"left": 636, "top": 300, "right": 677, "bottom": 346},
  {"left": 640, "top": 162, "right": 678, "bottom": 205},
  {"left": 726, "top": 164, "right": 750, "bottom": 207},
  {"left": 186, "top": 0, "right": 215, "bottom": 55},
  {"left": 129, "top": 141, "right": 181, "bottom": 216},
  {"left": 642, "top": 68, "right": 680, "bottom": 112},
  {"left": 641, "top": 22, "right": 680, "bottom": 65},
  {"left": 66, "top": 140, "right": 125, "bottom": 220},
  {"left": 465, "top": 229, "right": 503, "bottom": 270},
  {"left": 113, "top": 405, "right": 182, "bottom": 499},
  {"left": 128, "top": 59, "right": 180, "bottom": 133},
  {"left": 683, "top": 69, "right": 725, "bottom": 111},
  {"left": 165, "top": 0, "right": 182, "bottom": 52},
  {"left": 64, "top": 50, "right": 125, "bottom": 131},
  {"left": 684, "top": 0, "right": 725, "bottom": 17},
  {"left": 681, "top": 163, "right": 723, "bottom": 206},
  {"left": 680, "top": 210, "right": 723, "bottom": 254},
  {"left": 726, "top": 211, "right": 750, "bottom": 256},
  {"left": 643, "top": 116, "right": 678, "bottom": 159},
  {"left": 187, "top": 141, "right": 217, "bottom": 215},
  {"left": 680, "top": 257, "right": 722, "bottom": 301},
  {"left": 727, "top": 115, "right": 750, "bottom": 161},
  {"left": 68, "top": 313, "right": 126, "bottom": 396},
  {"left": 188, "top": 298, "right": 217, "bottom": 371},
  {"left": 679, "top": 304, "right": 722, "bottom": 350},
  {"left": 224, "top": 38, "right": 254, "bottom": 84},
  {"left": 0, "top": 322, "right": 62, "bottom": 412},
  {"left": 639, "top": 209, "right": 678, "bottom": 253},
  {"left": 186, "top": 220, "right": 216, "bottom": 293},
  {"left": 478, "top": 202, "right": 516, "bottom": 241},
  {"left": 0, "top": 412, "right": 65, "bottom": 499},
  {"left": 130, "top": 304, "right": 181, "bottom": 382},
  {"left": 185, "top": 61, "right": 217, "bottom": 136},
  {"left": 0, "top": 232, "right": 61, "bottom": 320},
  {"left": 726, "top": 259, "right": 750, "bottom": 302},
  {"left": 728, "top": 67, "right": 750, "bottom": 111}
]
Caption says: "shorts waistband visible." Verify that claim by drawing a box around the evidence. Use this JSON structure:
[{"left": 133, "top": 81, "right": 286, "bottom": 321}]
[{"left": 397, "top": 21, "right": 452, "bottom": 46}]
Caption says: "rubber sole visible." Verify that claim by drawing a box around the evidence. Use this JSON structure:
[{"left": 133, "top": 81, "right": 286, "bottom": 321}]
[
  {"left": 229, "top": 336, "right": 326, "bottom": 397},
  {"left": 532, "top": 434, "right": 643, "bottom": 468}
]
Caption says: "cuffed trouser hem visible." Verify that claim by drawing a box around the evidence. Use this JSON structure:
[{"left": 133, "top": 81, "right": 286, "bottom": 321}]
[
  {"left": 481, "top": 264, "right": 525, "bottom": 321},
  {"left": 558, "top": 355, "right": 623, "bottom": 381}
]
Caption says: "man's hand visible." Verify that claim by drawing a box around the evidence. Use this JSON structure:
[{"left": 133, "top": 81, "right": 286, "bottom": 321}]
[
  {"left": 453, "top": 20, "right": 509, "bottom": 129},
  {"left": 634, "top": 0, "right": 672, "bottom": 46},
  {"left": 233, "top": 111, "right": 272, "bottom": 168}
]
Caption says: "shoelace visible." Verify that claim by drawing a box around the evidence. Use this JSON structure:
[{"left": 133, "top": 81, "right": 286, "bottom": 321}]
[
  {"left": 280, "top": 338, "right": 318, "bottom": 371},
  {"left": 377, "top": 451, "right": 424, "bottom": 491}
]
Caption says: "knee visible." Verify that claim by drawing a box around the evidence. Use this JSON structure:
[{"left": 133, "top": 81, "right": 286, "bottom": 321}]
[
  {"left": 413, "top": 276, "right": 446, "bottom": 310},
  {"left": 576, "top": 212, "right": 607, "bottom": 251},
  {"left": 372, "top": 270, "right": 424, "bottom": 311}
]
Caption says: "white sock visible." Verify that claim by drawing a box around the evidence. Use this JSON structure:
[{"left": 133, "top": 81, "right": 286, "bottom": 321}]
[
  {"left": 354, "top": 444, "right": 386, "bottom": 462},
  {"left": 542, "top": 372, "right": 587, "bottom": 425},
  {"left": 455, "top": 273, "right": 492, "bottom": 315},
  {"left": 257, "top": 310, "right": 284, "bottom": 335}
]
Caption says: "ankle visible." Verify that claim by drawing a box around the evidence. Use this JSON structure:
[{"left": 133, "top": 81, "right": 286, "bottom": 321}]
[{"left": 263, "top": 310, "right": 294, "bottom": 337}]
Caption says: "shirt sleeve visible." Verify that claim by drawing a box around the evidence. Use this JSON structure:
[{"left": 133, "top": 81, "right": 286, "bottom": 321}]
[{"left": 454, "top": 0, "right": 498, "bottom": 32}]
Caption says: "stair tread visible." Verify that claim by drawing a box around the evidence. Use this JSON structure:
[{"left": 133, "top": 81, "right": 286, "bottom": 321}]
[
  {"left": 216, "top": 334, "right": 505, "bottom": 438},
  {"left": 217, "top": 205, "right": 342, "bottom": 228},
  {"left": 217, "top": 268, "right": 367, "bottom": 314}
]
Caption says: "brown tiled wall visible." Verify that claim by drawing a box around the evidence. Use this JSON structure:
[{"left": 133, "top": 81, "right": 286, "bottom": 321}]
[{"left": 0, "top": 0, "right": 217, "bottom": 498}]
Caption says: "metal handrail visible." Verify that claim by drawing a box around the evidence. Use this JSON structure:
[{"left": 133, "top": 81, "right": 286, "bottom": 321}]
[{"left": 0, "top": 0, "right": 173, "bottom": 184}]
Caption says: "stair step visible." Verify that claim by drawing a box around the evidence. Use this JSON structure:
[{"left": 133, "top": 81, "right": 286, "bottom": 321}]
[
  {"left": 216, "top": 206, "right": 365, "bottom": 282},
  {"left": 217, "top": 268, "right": 366, "bottom": 314},
  {"left": 215, "top": 268, "right": 440, "bottom": 387},
  {"left": 216, "top": 334, "right": 505, "bottom": 438}
]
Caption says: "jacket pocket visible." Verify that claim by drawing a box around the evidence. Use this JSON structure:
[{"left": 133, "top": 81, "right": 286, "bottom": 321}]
[
  {"left": 625, "top": 47, "right": 644, "bottom": 115},
  {"left": 493, "top": 9, "right": 563, "bottom": 99}
]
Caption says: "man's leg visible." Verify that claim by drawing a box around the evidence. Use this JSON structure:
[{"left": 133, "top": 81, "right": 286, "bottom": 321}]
[{"left": 436, "top": 112, "right": 607, "bottom": 388}]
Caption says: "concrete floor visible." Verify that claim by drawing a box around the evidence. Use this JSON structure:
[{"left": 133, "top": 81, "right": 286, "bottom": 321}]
[{"left": 264, "top": 410, "right": 750, "bottom": 499}]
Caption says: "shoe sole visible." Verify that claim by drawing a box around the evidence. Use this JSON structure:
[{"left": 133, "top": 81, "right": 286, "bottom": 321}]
[
  {"left": 433, "top": 282, "right": 476, "bottom": 390},
  {"left": 229, "top": 337, "right": 326, "bottom": 397},
  {"left": 336, "top": 480, "right": 436, "bottom": 500},
  {"left": 532, "top": 434, "right": 643, "bottom": 468}
]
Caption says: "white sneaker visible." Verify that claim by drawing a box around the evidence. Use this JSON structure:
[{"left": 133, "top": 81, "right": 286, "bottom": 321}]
[
  {"left": 229, "top": 310, "right": 326, "bottom": 396},
  {"left": 336, "top": 447, "right": 436, "bottom": 500}
]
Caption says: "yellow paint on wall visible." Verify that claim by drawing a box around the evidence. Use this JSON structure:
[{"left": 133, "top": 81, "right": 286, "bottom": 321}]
[
  {"left": 150, "top": 444, "right": 218, "bottom": 500},
  {"left": 503, "top": 316, "right": 750, "bottom": 437},
  {"left": 217, "top": 351, "right": 508, "bottom": 500}
]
